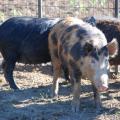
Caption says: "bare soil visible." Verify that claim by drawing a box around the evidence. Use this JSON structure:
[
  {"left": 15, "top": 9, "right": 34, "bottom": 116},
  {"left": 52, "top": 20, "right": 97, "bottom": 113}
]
[{"left": 0, "top": 56, "right": 120, "bottom": 120}]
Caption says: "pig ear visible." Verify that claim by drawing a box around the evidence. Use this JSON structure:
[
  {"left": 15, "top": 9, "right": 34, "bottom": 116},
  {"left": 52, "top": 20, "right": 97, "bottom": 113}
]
[
  {"left": 107, "top": 38, "right": 118, "bottom": 58},
  {"left": 83, "top": 16, "right": 96, "bottom": 26}
]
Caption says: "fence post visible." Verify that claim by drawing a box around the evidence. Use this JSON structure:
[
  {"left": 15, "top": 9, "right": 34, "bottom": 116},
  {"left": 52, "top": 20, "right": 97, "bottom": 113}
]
[
  {"left": 38, "top": 0, "right": 42, "bottom": 18},
  {"left": 115, "top": 0, "right": 119, "bottom": 18}
]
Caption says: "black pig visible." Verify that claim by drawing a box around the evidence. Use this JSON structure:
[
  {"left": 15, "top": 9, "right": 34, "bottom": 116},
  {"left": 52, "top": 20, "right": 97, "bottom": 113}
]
[{"left": 0, "top": 17, "right": 61, "bottom": 89}]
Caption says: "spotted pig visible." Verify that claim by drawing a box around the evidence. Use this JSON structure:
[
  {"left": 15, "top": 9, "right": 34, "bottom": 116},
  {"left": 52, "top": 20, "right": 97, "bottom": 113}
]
[{"left": 48, "top": 17, "right": 118, "bottom": 112}]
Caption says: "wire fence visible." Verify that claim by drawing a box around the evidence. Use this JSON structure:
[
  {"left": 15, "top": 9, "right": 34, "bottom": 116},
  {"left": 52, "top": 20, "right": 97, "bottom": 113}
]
[
  {"left": 0, "top": 0, "right": 119, "bottom": 22},
  {"left": 0, "top": 0, "right": 38, "bottom": 21},
  {"left": 42, "top": 0, "right": 116, "bottom": 18}
]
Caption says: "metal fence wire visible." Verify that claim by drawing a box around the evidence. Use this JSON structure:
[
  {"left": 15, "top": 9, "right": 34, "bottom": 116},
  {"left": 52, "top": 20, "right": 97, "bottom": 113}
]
[
  {"left": 42, "top": 0, "right": 115, "bottom": 18},
  {"left": 0, "top": 0, "right": 119, "bottom": 22}
]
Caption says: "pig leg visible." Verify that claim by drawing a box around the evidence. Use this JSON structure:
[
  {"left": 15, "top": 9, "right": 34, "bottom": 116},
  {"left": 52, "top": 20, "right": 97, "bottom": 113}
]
[
  {"left": 2, "top": 56, "right": 18, "bottom": 89},
  {"left": 72, "top": 80, "right": 80, "bottom": 112},
  {"left": 115, "top": 65, "right": 118, "bottom": 76},
  {"left": 51, "top": 59, "right": 61, "bottom": 97},
  {"left": 71, "top": 70, "right": 81, "bottom": 112},
  {"left": 92, "top": 84, "right": 102, "bottom": 110},
  {"left": 63, "top": 67, "right": 70, "bottom": 82}
]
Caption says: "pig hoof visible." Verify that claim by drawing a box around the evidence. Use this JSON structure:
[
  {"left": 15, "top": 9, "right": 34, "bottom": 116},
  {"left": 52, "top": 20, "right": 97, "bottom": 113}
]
[
  {"left": 12, "top": 87, "right": 19, "bottom": 91},
  {"left": 71, "top": 102, "right": 80, "bottom": 112},
  {"left": 51, "top": 95, "right": 59, "bottom": 101},
  {"left": 96, "top": 106, "right": 103, "bottom": 114},
  {"left": 51, "top": 92, "right": 58, "bottom": 98},
  {"left": 72, "top": 105, "right": 80, "bottom": 112},
  {"left": 10, "top": 85, "right": 19, "bottom": 90},
  {"left": 13, "top": 89, "right": 21, "bottom": 92}
]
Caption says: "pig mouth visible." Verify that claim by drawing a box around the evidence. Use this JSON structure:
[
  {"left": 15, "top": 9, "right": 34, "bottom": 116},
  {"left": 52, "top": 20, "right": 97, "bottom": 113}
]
[{"left": 98, "top": 85, "right": 108, "bottom": 92}]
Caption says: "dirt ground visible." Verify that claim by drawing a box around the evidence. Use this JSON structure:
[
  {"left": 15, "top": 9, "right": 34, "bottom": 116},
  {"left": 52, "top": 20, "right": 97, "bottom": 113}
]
[{"left": 0, "top": 56, "right": 120, "bottom": 120}]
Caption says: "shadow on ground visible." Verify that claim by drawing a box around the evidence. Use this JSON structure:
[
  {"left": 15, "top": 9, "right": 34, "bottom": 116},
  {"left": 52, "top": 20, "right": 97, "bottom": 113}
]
[{"left": 0, "top": 81, "right": 119, "bottom": 120}]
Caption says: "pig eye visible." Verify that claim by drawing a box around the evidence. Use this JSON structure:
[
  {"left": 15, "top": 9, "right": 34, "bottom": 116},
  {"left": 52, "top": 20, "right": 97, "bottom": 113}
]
[{"left": 84, "top": 43, "right": 93, "bottom": 53}]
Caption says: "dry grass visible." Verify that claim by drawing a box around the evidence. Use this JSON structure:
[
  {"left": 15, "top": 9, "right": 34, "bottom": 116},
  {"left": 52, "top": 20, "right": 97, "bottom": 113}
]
[{"left": 0, "top": 55, "right": 120, "bottom": 120}]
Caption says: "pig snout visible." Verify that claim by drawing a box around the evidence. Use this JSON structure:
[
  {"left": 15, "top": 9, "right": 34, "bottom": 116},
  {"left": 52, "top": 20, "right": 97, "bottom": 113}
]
[
  {"left": 98, "top": 85, "right": 108, "bottom": 92},
  {"left": 96, "top": 74, "right": 108, "bottom": 92}
]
